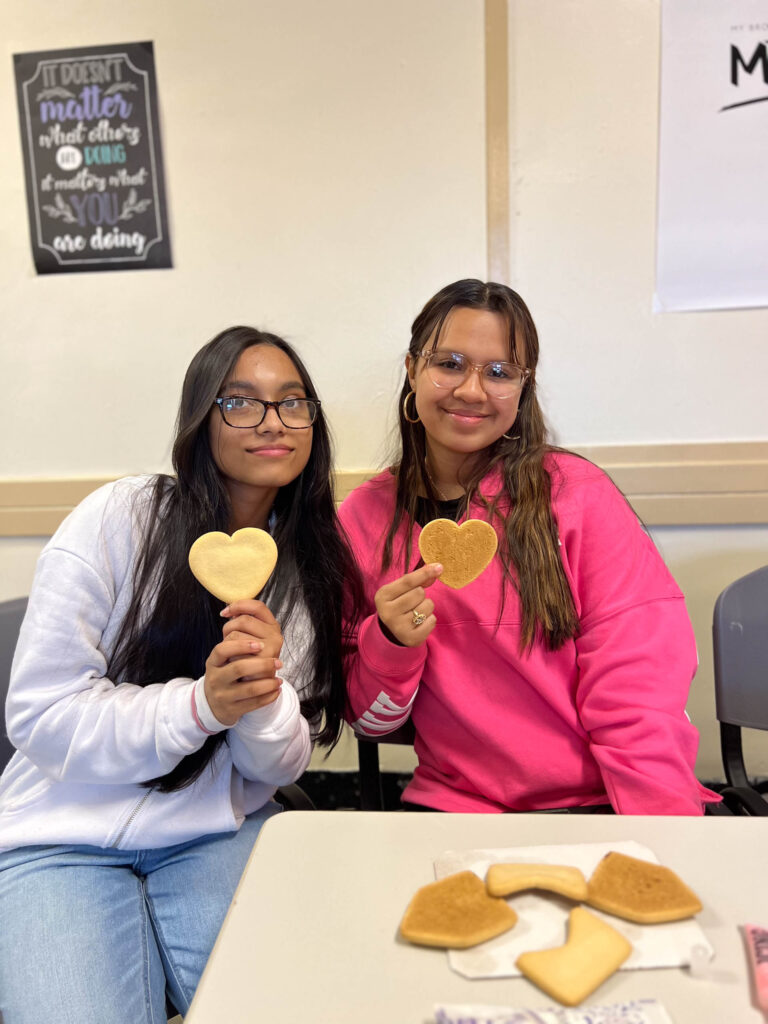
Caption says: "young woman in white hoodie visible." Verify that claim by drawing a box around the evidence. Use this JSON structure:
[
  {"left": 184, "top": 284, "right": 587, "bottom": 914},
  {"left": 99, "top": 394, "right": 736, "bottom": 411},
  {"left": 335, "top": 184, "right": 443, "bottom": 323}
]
[{"left": 0, "top": 326, "right": 358, "bottom": 1024}]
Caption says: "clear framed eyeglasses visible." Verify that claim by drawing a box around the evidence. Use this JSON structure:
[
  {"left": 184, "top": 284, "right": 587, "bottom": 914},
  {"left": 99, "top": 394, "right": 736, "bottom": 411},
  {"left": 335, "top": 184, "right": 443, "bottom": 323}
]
[
  {"left": 420, "top": 349, "right": 531, "bottom": 399},
  {"left": 214, "top": 396, "right": 320, "bottom": 429}
]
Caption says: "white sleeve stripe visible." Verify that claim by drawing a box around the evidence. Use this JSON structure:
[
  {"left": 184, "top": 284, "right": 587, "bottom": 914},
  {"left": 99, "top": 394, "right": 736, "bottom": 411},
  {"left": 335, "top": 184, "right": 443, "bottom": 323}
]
[
  {"left": 351, "top": 689, "right": 417, "bottom": 736},
  {"left": 352, "top": 716, "right": 410, "bottom": 736},
  {"left": 369, "top": 689, "right": 416, "bottom": 713},
  {"left": 368, "top": 700, "right": 409, "bottom": 718}
]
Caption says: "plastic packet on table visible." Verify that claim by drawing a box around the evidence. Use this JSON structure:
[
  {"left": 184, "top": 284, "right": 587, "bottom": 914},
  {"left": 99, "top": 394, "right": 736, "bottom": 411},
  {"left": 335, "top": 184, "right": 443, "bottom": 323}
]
[{"left": 433, "top": 997, "right": 675, "bottom": 1024}]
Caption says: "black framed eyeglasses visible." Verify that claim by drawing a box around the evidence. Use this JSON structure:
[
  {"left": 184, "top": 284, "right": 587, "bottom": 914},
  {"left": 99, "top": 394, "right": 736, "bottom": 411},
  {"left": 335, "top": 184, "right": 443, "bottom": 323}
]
[
  {"left": 420, "top": 348, "right": 531, "bottom": 399},
  {"left": 214, "top": 396, "right": 320, "bottom": 429}
]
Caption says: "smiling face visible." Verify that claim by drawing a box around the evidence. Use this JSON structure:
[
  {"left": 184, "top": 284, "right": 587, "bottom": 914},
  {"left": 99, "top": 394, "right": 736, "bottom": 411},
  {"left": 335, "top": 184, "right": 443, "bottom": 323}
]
[
  {"left": 208, "top": 343, "right": 313, "bottom": 525},
  {"left": 406, "top": 307, "right": 525, "bottom": 475}
]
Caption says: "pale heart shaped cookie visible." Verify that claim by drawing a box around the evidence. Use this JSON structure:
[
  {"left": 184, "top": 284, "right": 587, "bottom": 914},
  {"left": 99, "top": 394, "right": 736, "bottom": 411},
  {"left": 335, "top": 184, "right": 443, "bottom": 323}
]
[
  {"left": 418, "top": 518, "right": 498, "bottom": 589},
  {"left": 188, "top": 528, "right": 278, "bottom": 603}
]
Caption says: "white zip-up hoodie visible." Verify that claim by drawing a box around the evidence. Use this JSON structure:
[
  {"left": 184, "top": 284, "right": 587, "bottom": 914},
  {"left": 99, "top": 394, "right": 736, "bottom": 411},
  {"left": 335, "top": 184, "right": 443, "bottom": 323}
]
[{"left": 0, "top": 477, "right": 311, "bottom": 852}]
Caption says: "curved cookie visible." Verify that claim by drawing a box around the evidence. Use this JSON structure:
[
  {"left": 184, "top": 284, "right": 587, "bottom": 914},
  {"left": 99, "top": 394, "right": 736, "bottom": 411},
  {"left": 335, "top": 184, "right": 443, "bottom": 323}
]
[{"left": 486, "top": 863, "right": 588, "bottom": 901}]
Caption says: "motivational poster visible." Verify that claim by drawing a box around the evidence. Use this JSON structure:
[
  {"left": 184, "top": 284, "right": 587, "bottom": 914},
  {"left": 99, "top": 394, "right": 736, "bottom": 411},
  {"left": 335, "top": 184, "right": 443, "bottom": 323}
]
[
  {"left": 13, "top": 41, "right": 172, "bottom": 273},
  {"left": 655, "top": 1, "right": 768, "bottom": 311}
]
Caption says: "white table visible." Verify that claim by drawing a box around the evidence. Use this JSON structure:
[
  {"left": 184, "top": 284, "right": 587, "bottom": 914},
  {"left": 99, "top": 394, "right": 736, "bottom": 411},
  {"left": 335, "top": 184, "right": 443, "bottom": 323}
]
[{"left": 186, "top": 811, "right": 768, "bottom": 1023}]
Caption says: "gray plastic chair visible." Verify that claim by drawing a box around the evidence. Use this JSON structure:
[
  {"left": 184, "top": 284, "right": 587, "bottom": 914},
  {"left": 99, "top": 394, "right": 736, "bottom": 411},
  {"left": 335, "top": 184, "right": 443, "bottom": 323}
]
[
  {"left": 713, "top": 564, "right": 768, "bottom": 815},
  {"left": 0, "top": 597, "right": 27, "bottom": 770}
]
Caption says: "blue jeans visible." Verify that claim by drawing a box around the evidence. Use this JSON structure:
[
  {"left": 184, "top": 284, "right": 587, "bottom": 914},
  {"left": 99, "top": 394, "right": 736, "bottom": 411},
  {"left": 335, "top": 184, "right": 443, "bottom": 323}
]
[{"left": 0, "top": 802, "right": 281, "bottom": 1024}]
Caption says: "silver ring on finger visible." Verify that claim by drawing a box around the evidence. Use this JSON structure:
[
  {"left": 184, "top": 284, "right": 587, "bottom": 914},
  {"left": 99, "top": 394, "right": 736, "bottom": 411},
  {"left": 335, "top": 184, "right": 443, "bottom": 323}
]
[{"left": 411, "top": 608, "right": 426, "bottom": 627}]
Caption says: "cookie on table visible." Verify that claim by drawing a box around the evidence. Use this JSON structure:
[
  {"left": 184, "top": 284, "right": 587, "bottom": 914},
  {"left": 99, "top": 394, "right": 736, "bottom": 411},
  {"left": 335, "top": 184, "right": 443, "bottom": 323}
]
[
  {"left": 486, "top": 863, "right": 588, "bottom": 901},
  {"left": 400, "top": 870, "right": 518, "bottom": 949},
  {"left": 516, "top": 906, "right": 632, "bottom": 1006},
  {"left": 586, "top": 851, "right": 702, "bottom": 924}
]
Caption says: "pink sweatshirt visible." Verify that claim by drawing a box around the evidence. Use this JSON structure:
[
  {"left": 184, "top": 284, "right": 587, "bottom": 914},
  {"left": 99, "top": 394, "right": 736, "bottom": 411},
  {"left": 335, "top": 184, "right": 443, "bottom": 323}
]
[{"left": 340, "top": 453, "right": 716, "bottom": 815}]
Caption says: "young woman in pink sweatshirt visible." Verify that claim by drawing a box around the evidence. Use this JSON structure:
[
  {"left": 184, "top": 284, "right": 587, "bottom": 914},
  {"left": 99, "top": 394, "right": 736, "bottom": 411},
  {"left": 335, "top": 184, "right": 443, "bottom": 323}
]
[{"left": 340, "top": 279, "right": 718, "bottom": 815}]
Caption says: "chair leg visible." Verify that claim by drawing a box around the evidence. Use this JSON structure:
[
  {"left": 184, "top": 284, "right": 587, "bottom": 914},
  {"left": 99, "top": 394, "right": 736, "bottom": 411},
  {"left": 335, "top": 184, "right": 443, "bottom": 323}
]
[
  {"left": 275, "top": 784, "right": 316, "bottom": 811},
  {"left": 720, "top": 723, "right": 751, "bottom": 789},
  {"left": 357, "top": 740, "right": 384, "bottom": 810}
]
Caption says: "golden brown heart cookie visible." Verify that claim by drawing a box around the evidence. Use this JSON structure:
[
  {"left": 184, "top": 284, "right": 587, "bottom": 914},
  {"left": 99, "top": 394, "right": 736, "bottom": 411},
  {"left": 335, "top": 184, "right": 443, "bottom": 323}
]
[
  {"left": 188, "top": 528, "right": 278, "bottom": 603},
  {"left": 418, "top": 518, "right": 498, "bottom": 589}
]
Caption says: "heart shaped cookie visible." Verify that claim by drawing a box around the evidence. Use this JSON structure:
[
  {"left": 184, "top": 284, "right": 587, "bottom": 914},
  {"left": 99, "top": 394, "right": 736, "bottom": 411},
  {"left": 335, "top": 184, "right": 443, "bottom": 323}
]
[
  {"left": 418, "top": 518, "right": 498, "bottom": 589},
  {"left": 188, "top": 528, "right": 278, "bottom": 603}
]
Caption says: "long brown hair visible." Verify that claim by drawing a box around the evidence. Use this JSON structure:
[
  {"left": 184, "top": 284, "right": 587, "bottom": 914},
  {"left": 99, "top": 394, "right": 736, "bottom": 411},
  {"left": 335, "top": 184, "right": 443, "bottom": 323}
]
[{"left": 383, "top": 279, "right": 579, "bottom": 650}]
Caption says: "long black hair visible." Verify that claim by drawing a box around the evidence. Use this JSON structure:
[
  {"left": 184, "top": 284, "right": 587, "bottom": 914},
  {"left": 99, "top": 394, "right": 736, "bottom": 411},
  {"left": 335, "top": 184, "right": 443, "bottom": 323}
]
[
  {"left": 107, "top": 326, "right": 359, "bottom": 791},
  {"left": 385, "top": 279, "right": 580, "bottom": 651}
]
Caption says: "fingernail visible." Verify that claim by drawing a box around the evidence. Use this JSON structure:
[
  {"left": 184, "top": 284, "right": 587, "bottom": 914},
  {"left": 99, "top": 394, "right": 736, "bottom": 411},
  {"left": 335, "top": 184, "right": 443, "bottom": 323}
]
[
  {"left": 219, "top": 606, "right": 231, "bottom": 617},
  {"left": 432, "top": 563, "right": 443, "bottom": 572},
  {"left": 274, "top": 659, "right": 283, "bottom": 670},
  {"left": 250, "top": 642, "right": 264, "bottom": 651}
]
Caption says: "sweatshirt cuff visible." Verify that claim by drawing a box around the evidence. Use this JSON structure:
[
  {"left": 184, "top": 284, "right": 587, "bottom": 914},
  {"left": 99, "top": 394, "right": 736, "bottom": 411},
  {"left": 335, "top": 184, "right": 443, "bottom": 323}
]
[
  {"left": 193, "top": 677, "right": 228, "bottom": 735},
  {"left": 234, "top": 681, "right": 300, "bottom": 737},
  {"left": 359, "top": 614, "right": 427, "bottom": 675}
]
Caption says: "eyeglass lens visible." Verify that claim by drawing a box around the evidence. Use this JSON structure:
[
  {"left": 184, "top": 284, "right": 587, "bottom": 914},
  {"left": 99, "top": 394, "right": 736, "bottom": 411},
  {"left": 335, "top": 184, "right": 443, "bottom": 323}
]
[
  {"left": 425, "top": 351, "right": 526, "bottom": 397},
  {"left": 220, "top": 397, "right": 316, "bottom": 428}
]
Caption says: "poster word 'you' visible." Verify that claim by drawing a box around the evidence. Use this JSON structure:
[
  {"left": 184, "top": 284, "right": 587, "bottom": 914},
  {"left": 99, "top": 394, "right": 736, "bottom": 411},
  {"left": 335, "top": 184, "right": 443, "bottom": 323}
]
[{"left": 13, "top": 41, "right": 172, "bottom": 274}]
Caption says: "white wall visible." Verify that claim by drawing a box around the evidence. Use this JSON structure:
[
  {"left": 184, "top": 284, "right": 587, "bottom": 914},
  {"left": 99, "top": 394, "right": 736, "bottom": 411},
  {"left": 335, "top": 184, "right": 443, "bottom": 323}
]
[
  {"left": 508, "top": 0, "right": 768, "bottom": 447},
  {"left": 1, "top": 0, "right": 486, "bottom": 482}
]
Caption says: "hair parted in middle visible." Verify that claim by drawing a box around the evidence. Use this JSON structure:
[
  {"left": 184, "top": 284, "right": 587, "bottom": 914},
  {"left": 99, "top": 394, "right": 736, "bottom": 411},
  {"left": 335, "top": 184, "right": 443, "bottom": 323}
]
[
  {"left": 108, "top": 326, "right": 362, "bottom": 792},
  {"left": 383, "top": 278, "right": 580, "bottom": 651}
]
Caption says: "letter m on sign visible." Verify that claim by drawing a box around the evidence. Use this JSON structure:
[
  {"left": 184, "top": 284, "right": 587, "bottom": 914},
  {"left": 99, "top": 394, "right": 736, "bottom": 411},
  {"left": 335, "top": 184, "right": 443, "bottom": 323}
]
[{"left": 731, "top": 43, "right": 768, "bottom": 85}]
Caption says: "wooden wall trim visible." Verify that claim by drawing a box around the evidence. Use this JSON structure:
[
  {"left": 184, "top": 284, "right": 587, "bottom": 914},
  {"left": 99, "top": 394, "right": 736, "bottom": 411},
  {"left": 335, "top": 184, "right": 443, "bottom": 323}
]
[
  {"left": 1, "top": 442, "right": 766, "bottom": 536},
  {"left": 485, "top": 0, "right": 511, "bottom": 283},
  {"left": 575, "top": 442, "right": 768, "bottom": 526}
]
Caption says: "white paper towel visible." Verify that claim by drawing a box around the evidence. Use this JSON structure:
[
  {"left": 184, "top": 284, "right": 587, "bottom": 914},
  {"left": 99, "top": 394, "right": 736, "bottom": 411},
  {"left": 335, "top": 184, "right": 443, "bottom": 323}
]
[{"left": 433, "top": 840, "right": 712, "bottom": 980}]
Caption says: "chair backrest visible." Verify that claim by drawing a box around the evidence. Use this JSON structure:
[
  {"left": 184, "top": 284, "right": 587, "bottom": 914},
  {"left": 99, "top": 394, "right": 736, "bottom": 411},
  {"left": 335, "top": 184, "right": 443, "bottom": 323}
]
[
  {"left": 0, "top": 597, "right": 29, "bottom": 771},
  {"left": 713, "top": 565, "right": 768, "bottom": 730}
]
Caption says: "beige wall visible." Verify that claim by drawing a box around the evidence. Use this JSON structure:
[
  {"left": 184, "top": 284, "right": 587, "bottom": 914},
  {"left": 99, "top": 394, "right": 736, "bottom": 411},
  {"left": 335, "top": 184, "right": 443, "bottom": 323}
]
[
  {"left": 1, "top": 0, "right": 767, "bottom": 785},
  {"left": 508, "top": 1, "right": 768, "bottom": 446},
  {"left": 1, "top": 0, "right": 487, "bottom": 481}
]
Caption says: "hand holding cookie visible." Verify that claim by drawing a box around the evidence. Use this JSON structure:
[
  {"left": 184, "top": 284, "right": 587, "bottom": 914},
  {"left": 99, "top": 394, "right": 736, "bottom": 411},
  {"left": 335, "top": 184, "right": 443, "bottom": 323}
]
[
  {"left": 204, "top": 637, "right": 283, "bottom": 726},
  {"left": 189, "top": 529, "right": 284, "bottom": 724},
  {"left": 375, "top": 563, "right": 443, "bottom": 647},
  {"left": 220, "top": 599, "right": 284, "bottom": 661}
]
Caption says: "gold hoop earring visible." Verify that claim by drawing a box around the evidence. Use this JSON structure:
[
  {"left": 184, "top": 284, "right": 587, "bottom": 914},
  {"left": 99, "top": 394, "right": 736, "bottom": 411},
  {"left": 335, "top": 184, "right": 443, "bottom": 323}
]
[
  {"left": 403, "top": 390, "right": 420, "bottom": 424},
  {"left": 503, "top": 412, "right": 522, "bottom": 442}
]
